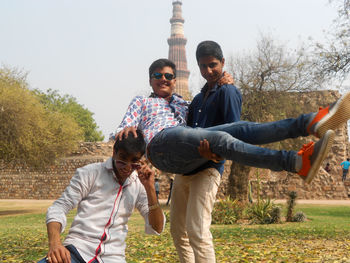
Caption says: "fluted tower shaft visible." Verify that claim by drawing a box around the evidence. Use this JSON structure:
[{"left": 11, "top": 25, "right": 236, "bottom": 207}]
[{"left": 168, "top": 0, "right": 191, "bottom": 100}]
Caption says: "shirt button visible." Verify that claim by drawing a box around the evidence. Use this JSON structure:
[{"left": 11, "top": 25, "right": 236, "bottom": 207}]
[
  {"left": 195, "top": 122, "right": 198, "bottom": 125},
  {"left": 198, "top": 109, "right": 201, "bottom": 112}
]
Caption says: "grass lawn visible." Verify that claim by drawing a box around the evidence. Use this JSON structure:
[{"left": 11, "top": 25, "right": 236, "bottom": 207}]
[{"left": 0, "top": 201, "right": 349, "bottom": 262}]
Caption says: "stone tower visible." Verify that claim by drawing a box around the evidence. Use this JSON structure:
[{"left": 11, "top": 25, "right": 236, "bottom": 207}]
[{"left": 168, "top": 0, "right": 191, "bottom": 100}]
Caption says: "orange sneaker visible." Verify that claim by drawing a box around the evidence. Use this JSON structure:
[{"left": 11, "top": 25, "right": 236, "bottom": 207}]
[
  {"left": 298, "top": 130, "right": 335, "bottom": 183},
  {"left": 307, "top": 91, "right": 350, "bottom": 138}
]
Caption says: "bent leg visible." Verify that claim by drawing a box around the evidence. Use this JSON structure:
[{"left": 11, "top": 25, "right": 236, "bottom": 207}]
[
  {"left": 148, "top": 126, "right": 297, "bottom": 174},
  {"left": 170, "top": 175, "right": 195, "bottom": 263}
]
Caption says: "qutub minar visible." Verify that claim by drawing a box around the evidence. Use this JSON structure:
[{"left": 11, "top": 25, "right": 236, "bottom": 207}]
[{"left": 168, "top": 0, "right": 191, "bottom": 100}]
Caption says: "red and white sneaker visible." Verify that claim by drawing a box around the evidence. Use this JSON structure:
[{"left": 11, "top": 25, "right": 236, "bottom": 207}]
[
  {"left": 307, "top": 91, "right": 350, "bottom": 138},
  {"left": 298, "top": 130, "right": 335, "bottom": 184}
]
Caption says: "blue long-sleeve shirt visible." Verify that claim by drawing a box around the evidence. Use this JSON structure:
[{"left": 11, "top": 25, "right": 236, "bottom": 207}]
[{"left": 186, "top": 83, "right": 242, "bottom": 175}]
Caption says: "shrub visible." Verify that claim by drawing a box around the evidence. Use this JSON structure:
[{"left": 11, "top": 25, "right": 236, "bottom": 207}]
[
  {"left": 246, "top": 198, "right": 281, "bottom": 224},
  {"left": 293, "top": 211, "right": 307, "bottom": 222},
  {"left": 212, "top": 197, "right": 242, "bottom": 225},
  {"left": 286, "top": 191, "right": 297, "bottom": 222},
  {"left": 270, "top": 206, "right": 282, "bottom": 223}
]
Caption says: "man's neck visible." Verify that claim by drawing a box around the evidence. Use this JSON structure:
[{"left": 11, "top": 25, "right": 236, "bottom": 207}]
[
  {"left": 112, "top": 162, "right": 126, "bottom": 185},
  {"left": 204, "top": 82, "right": 216, "bottom": 98}
]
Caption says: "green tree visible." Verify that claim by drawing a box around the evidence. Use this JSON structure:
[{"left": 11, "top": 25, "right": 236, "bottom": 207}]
[
  {"left": 33, "top": 89, "right": 104, "bottom": 142},
  {"left": 0, "top": 68, "right": 83, "bottom": 168}
]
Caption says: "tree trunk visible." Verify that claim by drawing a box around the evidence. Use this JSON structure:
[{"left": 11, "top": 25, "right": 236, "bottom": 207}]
[{"left": 227, "top": 161, "right": 251, "bottom": 204}]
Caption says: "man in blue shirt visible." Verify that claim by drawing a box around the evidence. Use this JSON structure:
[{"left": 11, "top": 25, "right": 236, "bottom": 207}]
[
  {"left": 170, "top": 41, "right": 242, "bottom": 263},
  {"left": 340, "top": 158, "right": 350, "bottom": 181}
]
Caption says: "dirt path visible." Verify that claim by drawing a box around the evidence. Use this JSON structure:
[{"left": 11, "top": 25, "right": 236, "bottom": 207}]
[{"left": 0, "top": 198, "right": 349, "bottom": 217}]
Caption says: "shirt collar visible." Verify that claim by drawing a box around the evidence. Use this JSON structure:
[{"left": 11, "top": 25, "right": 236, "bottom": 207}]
[
  {"left": 201, "top": 82, "right": 220, "bottom": 95},
  {"left": 149, "top": 92, "right": 183, "bottom": 100},
  {"left": 104, "top": 157, "right": 138, "bottom": 185}
]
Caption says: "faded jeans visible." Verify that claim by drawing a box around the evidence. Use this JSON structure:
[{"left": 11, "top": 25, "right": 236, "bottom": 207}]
[
  {"left": 148, "top": 113, "right": 312, "bottom": 174},
  {"left": 37, "top": 244, "right": 88, "bottom": 263}
]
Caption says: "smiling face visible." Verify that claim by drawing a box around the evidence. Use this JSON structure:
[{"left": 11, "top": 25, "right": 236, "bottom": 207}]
[
  {"left": 149, "top": 66, "right": 176, "bottom": 100},
  {"left": 198, "top": 55, "right": 225, "bottom": 88},
  {"left": 112, "top": 149, "right": 142, "bottom": 183}
]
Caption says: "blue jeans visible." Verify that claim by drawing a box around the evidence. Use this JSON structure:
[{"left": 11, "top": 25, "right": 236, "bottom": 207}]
[
  {"left": 147, "top": 113, "right": 312, "bottom": 174},
  {"left": 38, "top": 245, "right": 88, "bottom": 263}
]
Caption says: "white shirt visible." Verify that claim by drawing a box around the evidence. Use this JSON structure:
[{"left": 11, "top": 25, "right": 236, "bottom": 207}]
[{"left": 46, "top": 157, "right": 165, "bottom": 263}]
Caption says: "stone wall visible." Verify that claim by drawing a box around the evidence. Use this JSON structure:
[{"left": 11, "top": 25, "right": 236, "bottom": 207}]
[
  {"left": 1, "top": 91, "right": 349, "bottom": 200},
  {"left": 0, "top": 142, "right": 112, "bottom": 200}
]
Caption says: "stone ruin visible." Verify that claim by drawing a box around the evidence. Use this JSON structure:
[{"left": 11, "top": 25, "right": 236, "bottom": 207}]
[{"left": 0, "top": 90, "right": 349, "bottom": 200}]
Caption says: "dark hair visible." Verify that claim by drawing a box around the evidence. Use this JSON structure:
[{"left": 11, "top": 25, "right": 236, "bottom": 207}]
[
  {"left": 196, "top": 40, "right": 223, "bottom": 62},
  {"left": 347, "top": 158, "right": 350, "bottom": 161},
  {"left": 149, "top": 58, "right": 176, "bottom": 79},
  {"left": 113, "top": 129, "right": 146, "bottom": 156}
]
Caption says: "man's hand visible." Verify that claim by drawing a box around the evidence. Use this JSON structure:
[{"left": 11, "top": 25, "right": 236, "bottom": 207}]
[
  {"left": 137, "top": 161, "right": 155, "bottom": 190},
  {"left": 217, "top": 71, "right": 234, "bottom": 86},
  {"left": 198, "top": 139, "right": 223, "bottom": 163},
  {"left": 46, "top": 222, "right": 70, "bottom": 263},
  {"left": 115, "top": 126, "right": 138, "bottom": 141},
  {"left": 46, "top": 242, "right": 71, "bottom": 263}
]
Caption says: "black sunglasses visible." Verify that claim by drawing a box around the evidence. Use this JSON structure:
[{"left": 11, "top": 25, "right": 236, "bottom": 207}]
[{"left": 152, "top": 72, "right": 175, "bottom": 80}]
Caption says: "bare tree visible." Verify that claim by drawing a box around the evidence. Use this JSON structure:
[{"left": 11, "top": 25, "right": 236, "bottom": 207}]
[
  {"left": 313, "top": 0, "right": 350, "bottom": 83},
  {"left": 225, "top": 34, "right": 324, "bottom": 202}
]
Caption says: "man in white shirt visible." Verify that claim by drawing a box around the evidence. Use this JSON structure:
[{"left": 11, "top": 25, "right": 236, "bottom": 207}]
[{"left": 38, "top": 129, "right": 165, "bottom": 263}]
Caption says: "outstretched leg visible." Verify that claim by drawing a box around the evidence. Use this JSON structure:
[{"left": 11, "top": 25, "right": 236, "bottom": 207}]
[
  {"left": 148, "top": 126, "right": 335, "bottom": 184},
  {"left": 205, "top": 91, "right": 350, "bottom": 145}
]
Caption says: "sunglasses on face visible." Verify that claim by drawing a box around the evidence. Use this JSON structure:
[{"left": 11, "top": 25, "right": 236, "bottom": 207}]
[
  {"left": 114, "top": 159, "right": 141, "bottom": 170},
  {"left": 151, "top": 72, "right": 175, "bottom": 80}
]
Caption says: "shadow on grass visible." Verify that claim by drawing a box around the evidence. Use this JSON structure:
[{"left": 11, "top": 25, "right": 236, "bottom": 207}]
[{"left": 0, "top": 209, "right": 34, "bottom": 216}]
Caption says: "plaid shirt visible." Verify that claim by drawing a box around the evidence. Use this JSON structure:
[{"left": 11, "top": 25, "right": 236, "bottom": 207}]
[{"left": 117, "top": 94, "right": 189, "bottom": 144}]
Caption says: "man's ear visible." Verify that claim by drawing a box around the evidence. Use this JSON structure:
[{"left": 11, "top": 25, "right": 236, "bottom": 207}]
[{"left": 221, "top": 58, "right": 225, "bottom": 67}]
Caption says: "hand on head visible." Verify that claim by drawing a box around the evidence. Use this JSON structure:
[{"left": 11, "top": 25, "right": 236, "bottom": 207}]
[{"left": 116, "top": 126, "right": 138, "bottom": 141}]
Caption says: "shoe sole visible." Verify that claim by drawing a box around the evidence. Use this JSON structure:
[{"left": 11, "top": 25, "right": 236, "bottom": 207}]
[
  {"left": 315, "top": 91, "right": 350, "bottom": 137},
  {"left": 305, "top": 130, "right": 335, "bottom": 184}
]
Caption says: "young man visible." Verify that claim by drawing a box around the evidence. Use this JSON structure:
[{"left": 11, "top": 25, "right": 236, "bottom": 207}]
[
  {"left": 170, "top": 41, "right": 242, "bottom": 263},
  {"left": 116, "top": 58, "right": 350, "bottom": 183},
  {"left": 38, "top": 129, "right": 164, "bottom": 263},
  {"left": 340, "top": 158, "right": 350, "bottom": 181}
]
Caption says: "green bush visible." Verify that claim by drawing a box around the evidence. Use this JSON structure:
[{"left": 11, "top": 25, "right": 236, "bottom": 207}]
[
  {"left": 270, "top": 206, "right": 282, "bottom": 223},
  {"left": 212, "top": 197, "right": 243, "bottom": 225},
  {"left": 293, "top": 211, "right": 307, "bottom": 222},
  {"left": 246, "top": 198, "right": 281, "bottom": 224}
]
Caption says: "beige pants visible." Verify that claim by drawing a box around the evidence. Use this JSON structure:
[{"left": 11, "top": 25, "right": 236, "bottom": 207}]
[{"left": 170, "top": 168, "right": 221, "bottom": 263}]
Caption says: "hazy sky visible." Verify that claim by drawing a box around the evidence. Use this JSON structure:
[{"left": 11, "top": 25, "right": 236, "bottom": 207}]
[{"left": 1, "top": 0, "right": 339, "bottom": 140}]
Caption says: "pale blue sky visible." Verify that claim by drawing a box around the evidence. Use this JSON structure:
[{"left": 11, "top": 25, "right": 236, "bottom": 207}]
[{"left": 0, "top": 0, "right": 338, "bottom": 140}]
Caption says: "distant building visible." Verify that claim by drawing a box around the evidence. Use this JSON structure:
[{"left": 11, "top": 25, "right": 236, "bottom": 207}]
[{"left": 168, "top": 0, "right": 191, "bottom": 100}]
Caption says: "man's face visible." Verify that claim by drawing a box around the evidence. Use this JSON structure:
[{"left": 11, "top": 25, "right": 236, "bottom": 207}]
[
  {"left": 149, "top": 66, "right": 176, "bottom": 99},
  {"left": 198, "top": 56, "right": 225, "bottom": 87},
  {"left": 113, "top": 149, "right": 142, "bottom": 181}
]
